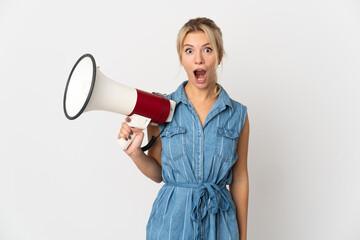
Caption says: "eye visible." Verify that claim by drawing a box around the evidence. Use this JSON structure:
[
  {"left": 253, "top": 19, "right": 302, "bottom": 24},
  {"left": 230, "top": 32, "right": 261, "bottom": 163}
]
[
  {"left": 204, "top": 47, "right": 212, "bottom": 53},
  {"left": 185, "top": 48, "right": 193, "bottom": 54}
]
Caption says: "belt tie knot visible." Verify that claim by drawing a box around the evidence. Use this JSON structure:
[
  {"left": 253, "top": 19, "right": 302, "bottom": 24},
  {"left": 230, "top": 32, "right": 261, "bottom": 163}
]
[{"left": 165, "top": 182, "right": 230, "bottom": 239}]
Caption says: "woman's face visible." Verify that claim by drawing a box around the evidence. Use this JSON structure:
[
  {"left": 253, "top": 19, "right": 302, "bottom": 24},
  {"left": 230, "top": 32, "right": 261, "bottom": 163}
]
[{"left": 181, "top": 31, "right": 218, "bottom": 90}]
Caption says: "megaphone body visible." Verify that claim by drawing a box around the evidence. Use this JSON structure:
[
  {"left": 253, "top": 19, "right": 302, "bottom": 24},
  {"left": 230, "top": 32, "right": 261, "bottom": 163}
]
[{"left": 63, "top": 54, "right": 176, "bottom": 150}]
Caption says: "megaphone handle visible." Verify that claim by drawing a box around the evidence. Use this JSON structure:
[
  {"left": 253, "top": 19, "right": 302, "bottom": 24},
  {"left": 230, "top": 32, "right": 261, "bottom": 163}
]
[
  {"left": 118, "top": 137, "right": 134, "bottom": 151},
  {"left": 117, "top": 114, "right": 151, "bottom": 151}
]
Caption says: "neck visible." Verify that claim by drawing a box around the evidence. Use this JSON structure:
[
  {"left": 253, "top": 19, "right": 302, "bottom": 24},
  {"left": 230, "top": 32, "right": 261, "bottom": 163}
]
[{"left": 184, "top": 81, "right": 217, "bottom": 103}]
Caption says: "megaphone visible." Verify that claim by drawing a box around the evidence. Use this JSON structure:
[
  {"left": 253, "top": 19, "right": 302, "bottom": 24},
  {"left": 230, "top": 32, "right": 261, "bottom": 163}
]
[{"left": 63, "top": 53, "right": 176, "bottom": 150}]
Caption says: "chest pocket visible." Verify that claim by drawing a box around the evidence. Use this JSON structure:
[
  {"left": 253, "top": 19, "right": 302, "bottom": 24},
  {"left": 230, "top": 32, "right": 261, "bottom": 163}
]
[
  {"left": 216, "top": 127, "right": 239, "bottom": 161},
  {"left": 160, "top": 127, "right": 186, "bottom": 160}
]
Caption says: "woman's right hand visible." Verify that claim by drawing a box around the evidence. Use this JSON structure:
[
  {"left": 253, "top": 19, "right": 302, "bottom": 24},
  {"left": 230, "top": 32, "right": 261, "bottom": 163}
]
[{"left": 118, "top": 117, "right": 145, "bottom": 156}]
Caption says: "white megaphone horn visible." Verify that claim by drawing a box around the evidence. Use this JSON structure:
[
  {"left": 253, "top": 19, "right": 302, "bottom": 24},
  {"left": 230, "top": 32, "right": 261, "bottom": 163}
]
[{"left": 63, "top": 53, "right": 176, "bottom": 150}]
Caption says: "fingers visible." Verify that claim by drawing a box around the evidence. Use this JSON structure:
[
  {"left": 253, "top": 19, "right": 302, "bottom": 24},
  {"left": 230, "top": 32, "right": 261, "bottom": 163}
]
[{"left": 118, "top": 122, "right": 134, "bottom": 141}]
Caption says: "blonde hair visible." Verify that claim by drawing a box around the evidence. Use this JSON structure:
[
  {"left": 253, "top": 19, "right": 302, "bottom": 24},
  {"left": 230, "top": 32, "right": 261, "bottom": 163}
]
[{"left": 177, "top": 17, "right": 225, "bottom": 97}]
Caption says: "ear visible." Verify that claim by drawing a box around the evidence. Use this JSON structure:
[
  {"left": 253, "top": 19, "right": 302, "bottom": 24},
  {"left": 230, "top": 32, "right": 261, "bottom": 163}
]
[
  {"left": 180, "top": 55, "right": 184, "bottom": 66},
  {"left": 218, "top": 55, "right": 223, "bottom": 65}
]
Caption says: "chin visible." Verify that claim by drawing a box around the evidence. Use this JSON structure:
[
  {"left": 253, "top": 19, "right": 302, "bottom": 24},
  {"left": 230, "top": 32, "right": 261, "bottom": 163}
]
[{"left": 189, "top": 78, "right": 213, "bottom": 89}]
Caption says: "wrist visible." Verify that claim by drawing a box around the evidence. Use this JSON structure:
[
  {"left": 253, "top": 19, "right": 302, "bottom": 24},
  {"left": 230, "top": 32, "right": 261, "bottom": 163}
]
[{"left": 129, "top": 147, "right": 144, "bottom": 159}]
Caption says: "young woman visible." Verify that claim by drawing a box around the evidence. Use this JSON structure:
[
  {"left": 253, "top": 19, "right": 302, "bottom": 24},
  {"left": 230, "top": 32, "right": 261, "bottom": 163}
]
[{"left": 118, "top": 17, "right": 250, "bottom": 240}]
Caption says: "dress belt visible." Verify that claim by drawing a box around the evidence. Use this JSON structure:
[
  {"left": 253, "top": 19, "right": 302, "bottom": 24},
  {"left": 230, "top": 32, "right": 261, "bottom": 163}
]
[{"left": 165, "top": 182, "right": 230, "bottom": 239}]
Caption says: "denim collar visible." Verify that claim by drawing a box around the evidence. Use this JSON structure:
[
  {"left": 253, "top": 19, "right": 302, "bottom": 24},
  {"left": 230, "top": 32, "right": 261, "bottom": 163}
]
[{"left": 171, "top": 81, "right": 233, "bottom": 110}]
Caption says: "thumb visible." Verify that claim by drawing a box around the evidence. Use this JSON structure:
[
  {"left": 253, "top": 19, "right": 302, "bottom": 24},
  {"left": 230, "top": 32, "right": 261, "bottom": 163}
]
[{"left": 125, "top": 116, "right": 132, "bottom": 123}]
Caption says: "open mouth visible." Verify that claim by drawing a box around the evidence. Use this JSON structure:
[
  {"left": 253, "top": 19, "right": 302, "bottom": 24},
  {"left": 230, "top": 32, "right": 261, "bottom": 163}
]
[{"left": 194, "top": 69, "right": 206, "bottom": 81}]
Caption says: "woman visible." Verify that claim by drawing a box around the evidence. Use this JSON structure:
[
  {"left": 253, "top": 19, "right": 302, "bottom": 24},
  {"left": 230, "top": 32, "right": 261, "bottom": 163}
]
[{"left": 118, "top": 17, "right": 250, "bottom": 240}]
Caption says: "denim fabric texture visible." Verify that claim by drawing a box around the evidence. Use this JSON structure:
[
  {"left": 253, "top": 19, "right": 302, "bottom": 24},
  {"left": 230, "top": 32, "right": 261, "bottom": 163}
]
[{"left": 146, "top": 81, "right": 247, "bottom": 240}]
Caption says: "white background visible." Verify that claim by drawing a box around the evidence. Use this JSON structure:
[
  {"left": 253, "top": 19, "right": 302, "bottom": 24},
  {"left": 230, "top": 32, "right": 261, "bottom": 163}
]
[{"left": 1, "top": 0, "right": 359, "bottom": 239}]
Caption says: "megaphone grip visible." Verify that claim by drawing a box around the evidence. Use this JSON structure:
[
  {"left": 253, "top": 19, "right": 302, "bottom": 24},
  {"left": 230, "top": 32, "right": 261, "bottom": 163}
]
[
  {"left": 117, "top": 114, "right": 151, "bottom": 151},
  {"left": 118, "top": 137, "right": 133, "bottom": 151}
]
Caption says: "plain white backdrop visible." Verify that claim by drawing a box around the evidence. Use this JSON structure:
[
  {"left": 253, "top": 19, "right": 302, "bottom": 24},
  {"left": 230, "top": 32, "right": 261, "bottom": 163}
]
[{"left": 0, "top": 0, "right": 359, "bottom": 239}]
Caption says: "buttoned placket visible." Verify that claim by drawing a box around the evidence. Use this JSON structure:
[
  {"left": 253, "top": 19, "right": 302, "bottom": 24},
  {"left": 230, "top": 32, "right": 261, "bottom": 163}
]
[
  {"left": 186, "top": 101, "right": 221, "bottom": 240},
  {"left": 176, "top": 83, "right": 232, "bottom": 240},
  {"left": 187, "top": 104, "right": 204, "bottom": 184}
]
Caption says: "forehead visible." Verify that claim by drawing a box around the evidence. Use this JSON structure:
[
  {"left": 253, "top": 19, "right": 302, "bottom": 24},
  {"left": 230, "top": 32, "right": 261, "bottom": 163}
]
[{"left": 183, "top": 31, "right": 209, "bottom": 46}]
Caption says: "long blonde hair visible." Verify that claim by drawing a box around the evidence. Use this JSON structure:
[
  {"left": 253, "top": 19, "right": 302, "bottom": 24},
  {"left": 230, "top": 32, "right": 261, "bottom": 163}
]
[{"left": 176, "top": 17, "right": 225, "bottom": 97}]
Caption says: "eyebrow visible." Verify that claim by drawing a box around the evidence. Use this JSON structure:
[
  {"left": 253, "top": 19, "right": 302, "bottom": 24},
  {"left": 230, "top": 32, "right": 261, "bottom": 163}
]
[{"left": 183, "top": 43, "right": 210, "bottom": 48}]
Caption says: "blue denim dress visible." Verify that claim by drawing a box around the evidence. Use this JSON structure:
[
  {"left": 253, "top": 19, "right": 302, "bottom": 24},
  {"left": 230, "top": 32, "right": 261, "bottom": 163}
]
[{"left": 146, "top": 81, "right": 247, "bottom": 240}]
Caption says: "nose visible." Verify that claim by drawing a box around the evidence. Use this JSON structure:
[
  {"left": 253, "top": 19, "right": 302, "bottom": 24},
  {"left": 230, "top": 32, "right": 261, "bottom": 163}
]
[{"left": 194, "top": 51, "right": 204, "bottom": 65}]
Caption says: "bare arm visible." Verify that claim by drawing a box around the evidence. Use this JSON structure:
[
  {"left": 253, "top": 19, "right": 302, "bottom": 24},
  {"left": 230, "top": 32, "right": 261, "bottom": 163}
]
[
  {"left": 146, "top": 125, "right": 162, "bottom": 168},
  {"left": 229, "top": 113, "right": 250, "bottom": 240},
  {"left": 118, "top": 117, "right": 163, "bottom": 183}
]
